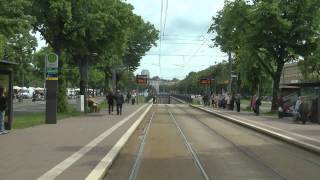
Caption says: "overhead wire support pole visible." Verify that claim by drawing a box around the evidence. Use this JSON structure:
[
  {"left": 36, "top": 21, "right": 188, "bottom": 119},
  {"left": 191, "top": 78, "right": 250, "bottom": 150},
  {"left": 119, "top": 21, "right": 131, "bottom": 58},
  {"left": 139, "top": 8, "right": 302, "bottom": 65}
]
[
  {"left": 228, "top": 51, "right": 232, "bottom": 93},
  {"left": 162, "top": 0, "right": 169, "bottom": 37},
  {"left": 159, "top": 0, "right": 164, "bottom": 78}
]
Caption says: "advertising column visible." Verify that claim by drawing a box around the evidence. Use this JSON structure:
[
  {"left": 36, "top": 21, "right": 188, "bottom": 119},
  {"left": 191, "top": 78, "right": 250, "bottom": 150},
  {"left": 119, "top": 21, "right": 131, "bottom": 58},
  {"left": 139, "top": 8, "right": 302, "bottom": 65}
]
[{"left": 45, "top": 53, "right": 58, "bottom": 124}]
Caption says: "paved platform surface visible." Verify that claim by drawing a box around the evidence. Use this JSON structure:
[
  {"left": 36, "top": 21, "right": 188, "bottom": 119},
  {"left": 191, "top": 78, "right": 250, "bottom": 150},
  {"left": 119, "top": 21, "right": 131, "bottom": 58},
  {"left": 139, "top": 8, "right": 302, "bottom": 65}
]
[
  {"left": 0, "top": 103, "right": 148, "bottom": 180},
  {"left": 198, "top": 106, "right": 320, "bottom": 151}
]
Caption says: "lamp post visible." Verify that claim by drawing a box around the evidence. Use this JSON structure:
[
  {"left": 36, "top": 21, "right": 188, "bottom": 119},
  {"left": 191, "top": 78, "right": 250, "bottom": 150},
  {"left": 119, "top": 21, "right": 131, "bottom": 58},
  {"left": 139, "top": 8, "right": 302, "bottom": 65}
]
[{"left": 228, "top": 51, "right": 232, "bottom": 93}]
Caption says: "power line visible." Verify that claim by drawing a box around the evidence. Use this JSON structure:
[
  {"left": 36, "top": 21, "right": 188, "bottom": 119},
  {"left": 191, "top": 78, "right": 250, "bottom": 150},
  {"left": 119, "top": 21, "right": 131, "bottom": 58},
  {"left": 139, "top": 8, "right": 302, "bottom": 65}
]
[
  {"left": 145, "top": 53, "right": 223, "bottom": 57},
  {"left": 184, "top": 19, "right": 214, "bottom": 66}
]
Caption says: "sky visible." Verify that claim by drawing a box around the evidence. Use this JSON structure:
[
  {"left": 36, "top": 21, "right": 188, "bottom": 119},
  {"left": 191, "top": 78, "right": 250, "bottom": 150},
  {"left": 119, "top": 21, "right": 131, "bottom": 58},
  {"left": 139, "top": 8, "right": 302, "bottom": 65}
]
[
  {"left": 127, "top": 0, "right": 227, "bottom": 80},
  {"left": 36, "top": 0, "right": 227, "bottom": 80}
]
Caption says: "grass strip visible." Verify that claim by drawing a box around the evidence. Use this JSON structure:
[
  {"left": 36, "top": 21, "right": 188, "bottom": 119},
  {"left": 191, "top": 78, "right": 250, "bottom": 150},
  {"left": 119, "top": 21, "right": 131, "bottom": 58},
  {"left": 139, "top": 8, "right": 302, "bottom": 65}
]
[{"left": 12, "top": 107, "right": 84, "bottom": 129}]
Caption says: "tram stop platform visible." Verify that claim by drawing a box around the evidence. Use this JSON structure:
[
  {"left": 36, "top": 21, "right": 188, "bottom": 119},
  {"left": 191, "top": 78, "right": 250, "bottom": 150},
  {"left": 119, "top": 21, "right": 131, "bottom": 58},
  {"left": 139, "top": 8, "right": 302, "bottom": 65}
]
[{"left": 193, "top": 105, "right": 320, "bottom": 155}]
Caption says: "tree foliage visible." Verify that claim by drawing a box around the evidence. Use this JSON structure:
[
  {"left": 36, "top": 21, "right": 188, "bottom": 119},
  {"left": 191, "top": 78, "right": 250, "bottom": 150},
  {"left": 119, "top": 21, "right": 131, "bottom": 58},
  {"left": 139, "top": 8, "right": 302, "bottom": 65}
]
[{"left": 209, "top": 0, "right": 320, "bottom": 110}]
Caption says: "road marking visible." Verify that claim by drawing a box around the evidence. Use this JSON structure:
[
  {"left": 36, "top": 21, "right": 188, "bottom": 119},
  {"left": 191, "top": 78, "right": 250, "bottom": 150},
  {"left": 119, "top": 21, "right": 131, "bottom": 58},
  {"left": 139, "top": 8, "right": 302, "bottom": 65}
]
[
  {"left": 86, "top": 104, "right": 153, "bottom": 180},
  {"left": 38, "top": 104, "right": 149, "bottom": 180}
]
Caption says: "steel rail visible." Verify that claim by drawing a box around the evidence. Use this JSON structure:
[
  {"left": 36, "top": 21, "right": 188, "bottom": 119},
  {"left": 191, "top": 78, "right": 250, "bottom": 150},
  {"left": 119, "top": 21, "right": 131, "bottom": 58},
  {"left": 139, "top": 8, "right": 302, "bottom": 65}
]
[
  {"left": 175, "top": 104, "right": 288, "bottom": 180},
  {"left": 128, "top": 112, "right": 155, "bottom": 180},
  {"left": 167, "top": 107, "right": 211, "bottom": 180}
]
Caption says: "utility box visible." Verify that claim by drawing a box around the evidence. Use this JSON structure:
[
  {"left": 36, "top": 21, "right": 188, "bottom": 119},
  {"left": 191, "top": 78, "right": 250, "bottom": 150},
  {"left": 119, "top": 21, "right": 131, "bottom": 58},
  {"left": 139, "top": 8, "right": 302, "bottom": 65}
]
[{"left": 0, "top": 60, "right": 16, "bottom": 130}]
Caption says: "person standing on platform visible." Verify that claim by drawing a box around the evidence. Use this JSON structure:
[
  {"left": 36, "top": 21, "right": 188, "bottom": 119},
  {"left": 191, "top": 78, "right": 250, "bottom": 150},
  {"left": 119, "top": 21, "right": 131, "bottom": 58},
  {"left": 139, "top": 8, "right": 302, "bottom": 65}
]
[
  {"left": 235, "top": 93, "right": 241, "bottom": 112},
  {"left": 230, "top": 94, "right": 235, "bottom": 110},
  {"left": 115, "top": 90, "right": 124, "bottom": 115},
  {"left": 106, "top": 91, "right": 114, "bottom": 115},
  {"left": 251, "top": 94, "right": 257, "bottom": 114},
  {"left": 0, "top": 85, "right": 8, "bottom": 134},
  {"left": 126, "top": 92, "right": 131, "bottom": 104},
  {"left": 131, "top": 92, "right": 136, "bottom": 105},
  {"left": 255, "top": 96, "right": 262, "bottom": 115}
]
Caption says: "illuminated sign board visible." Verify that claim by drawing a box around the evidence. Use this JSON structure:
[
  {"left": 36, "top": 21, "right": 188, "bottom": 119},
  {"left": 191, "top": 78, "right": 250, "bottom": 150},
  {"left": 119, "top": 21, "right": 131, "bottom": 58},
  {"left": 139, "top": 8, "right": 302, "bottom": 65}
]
[
  {"left": 199, "top": 78, "right": 212, "bottom": 85},
  {"left": 136, "top": 75, "right": 148, "bottom": 84}
]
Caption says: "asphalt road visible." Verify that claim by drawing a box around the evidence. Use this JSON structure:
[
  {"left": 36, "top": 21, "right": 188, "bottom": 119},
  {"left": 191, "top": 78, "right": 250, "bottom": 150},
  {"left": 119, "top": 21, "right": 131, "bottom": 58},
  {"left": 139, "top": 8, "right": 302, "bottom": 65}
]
[{"left": 105, "top": 103, "right": 320, "bottom": 180}]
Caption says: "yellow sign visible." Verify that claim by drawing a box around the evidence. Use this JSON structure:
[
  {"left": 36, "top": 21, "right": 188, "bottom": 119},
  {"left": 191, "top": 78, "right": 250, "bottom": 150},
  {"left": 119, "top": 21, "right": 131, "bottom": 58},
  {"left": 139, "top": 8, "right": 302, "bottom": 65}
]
[{"left": 47, "top": 77, "right": 58, "bottom": 81}]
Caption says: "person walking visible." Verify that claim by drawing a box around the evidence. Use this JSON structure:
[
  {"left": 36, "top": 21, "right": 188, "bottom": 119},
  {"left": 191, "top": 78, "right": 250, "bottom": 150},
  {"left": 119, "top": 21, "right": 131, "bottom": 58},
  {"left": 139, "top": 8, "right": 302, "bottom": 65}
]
[
  {"left": 131, "top": 92, "right": 136, "bottom": 105},
  {"left": 106, "top": 91, "right": 114, "bottom": 115},
  {"left": 235, "top": 93, "right": 241, "bottom": 112},
  {"left": 0, "top": 85, "right": 8, "bottom": 134},
  {"left": 126, "top": 92, "right": 131, "bottom": 104},
  {"left": 115, "top": 90, "right": 124, "bottom": 115}
]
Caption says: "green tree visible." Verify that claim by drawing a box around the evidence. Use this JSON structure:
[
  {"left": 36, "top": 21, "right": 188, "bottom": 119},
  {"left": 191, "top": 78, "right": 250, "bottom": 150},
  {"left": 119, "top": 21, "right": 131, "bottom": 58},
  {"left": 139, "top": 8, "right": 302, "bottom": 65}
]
[
  {"left": 32, "top": 0, "right": 74, "bottom": 112},
  {"left": 210, "top": 0, "right": 320, "bottom": 111},
  {"left": 3, "top": 33, "right": 38, "bottom": 87},
  {"left": 299, "top": 42, "right": 320, "bottom": 80},
  {"left": 123, "top": 15, "right": 159, "bottom": 71},
  {"left": 0, "top": 0, "right": 33, "bottom": 37}
]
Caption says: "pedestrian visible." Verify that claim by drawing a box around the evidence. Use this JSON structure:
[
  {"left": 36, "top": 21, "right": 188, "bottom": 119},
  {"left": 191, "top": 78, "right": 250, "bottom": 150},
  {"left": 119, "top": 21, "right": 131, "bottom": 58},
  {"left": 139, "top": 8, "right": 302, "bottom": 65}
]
[
  {"left": 153, "top": 95, "right": 156, "bottom": 104},
  {"left": 202, "top": 94, "right": 207, "bottom": 106},
  {"left": 294, "top": 96, "right": 303, "bottom": 122},
  {"left": 251, "top": 94, "right": 257, "bottom": 114},
  {"left": 211, "top": 93, "right": 215, "bottom": 108},
  {"left": 115, "top": 90, "right": 124, "bottom": 115},
  {"left": 230, "top": 94, "right": 235, "bottom": 110},
  {"left": 235, "top": 93, "right": 241, "bottom": 112},
  {"left": 131, "top": 92, "right": 136, "bottom": 105},
  {"left": 298, "top": 98, "right": 308, "bottom": 124},
  {"left": 255, "top": 96, "right": 262, "bottom": 115},
  {"left": 213, "top": 94, "right": 218, "bottom": 108},
  {"left": 106, "top": 91, "right": 114, "bottom": 115},
  {"left": 0, "top": 85, "right": 8, "bottom": 134},
  {"left": 226, "top": 94, "right": 231, "bottom": 110},
  {"left": 126, "top": 92, "right": 131, "bottom": 104}
]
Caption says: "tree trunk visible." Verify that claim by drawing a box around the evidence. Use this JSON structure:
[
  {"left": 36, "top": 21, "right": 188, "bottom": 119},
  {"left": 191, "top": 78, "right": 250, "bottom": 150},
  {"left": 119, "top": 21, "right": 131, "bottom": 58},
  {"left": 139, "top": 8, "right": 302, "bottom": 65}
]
[
  {"left": 56, "top": 49, "right": 68, "bottom": 113},
  {"left": 104, "top": 69, "right": 111, "bottom": 92},
  {"left": 79, "top": 58, "right": 88, "bottom": 112},
  {"left": 271, "top": 62, "right": 284, "bottom": 111}
]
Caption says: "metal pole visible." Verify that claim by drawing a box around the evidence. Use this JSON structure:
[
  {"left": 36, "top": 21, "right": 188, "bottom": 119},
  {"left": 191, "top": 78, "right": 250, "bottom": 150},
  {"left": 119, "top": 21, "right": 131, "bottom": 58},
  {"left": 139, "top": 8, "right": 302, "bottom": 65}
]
[{"left": 228, "top": 51, "right": 232, "bottom": 93}]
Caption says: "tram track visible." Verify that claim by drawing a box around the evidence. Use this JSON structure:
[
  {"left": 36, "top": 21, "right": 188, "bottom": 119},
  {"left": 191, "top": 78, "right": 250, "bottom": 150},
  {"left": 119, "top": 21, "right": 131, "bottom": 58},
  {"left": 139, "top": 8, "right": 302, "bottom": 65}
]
[
  {"left": 177, "top": 104, "right": 320, "bottom": 167},
  {"left": 173, "top": 104, "right": 287, "bottom": 180},
  {"left": 167, "top": 105, "right": 211, "bottom": 180},
  {"left": 105, "top": 102, "right": 320, "bottom": 180},
  {"left": 128, "top": 112, "right": 155, "bottom": 180}
]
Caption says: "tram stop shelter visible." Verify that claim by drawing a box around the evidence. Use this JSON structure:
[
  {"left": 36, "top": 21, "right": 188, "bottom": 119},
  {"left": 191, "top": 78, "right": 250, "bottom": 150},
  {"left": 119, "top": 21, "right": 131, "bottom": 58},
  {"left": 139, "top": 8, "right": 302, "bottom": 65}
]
[
  {"left": 282, "top": 81, "right": 320, "bottom": 123},
  {"left": 0, "top": 60, "right": 16, "bottom": 130}
]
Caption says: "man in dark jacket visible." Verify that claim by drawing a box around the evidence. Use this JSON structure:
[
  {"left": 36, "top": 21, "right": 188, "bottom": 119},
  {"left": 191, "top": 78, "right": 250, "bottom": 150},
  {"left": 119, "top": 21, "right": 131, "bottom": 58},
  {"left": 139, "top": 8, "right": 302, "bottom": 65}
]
[
  {"left": 255, "top": 96, "right": 262, "bottom": 115},
  {"left": 106, "top": 91, "right": 114, "bottom": 115},
  {"left": 115, "top": 90, "right": 125, "bottom": 115},
  {"left": 0, "top": 85, "right": 8, "bottom": 134}
]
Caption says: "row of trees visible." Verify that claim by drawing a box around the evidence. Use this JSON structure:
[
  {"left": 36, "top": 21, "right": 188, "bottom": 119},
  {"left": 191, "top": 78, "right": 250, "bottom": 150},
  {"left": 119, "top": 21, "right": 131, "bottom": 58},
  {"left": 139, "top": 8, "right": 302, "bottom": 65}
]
[
  {"left": 0, "top": 0, "right": 159, "bottom": 112},
  {"left": 169, "top": 62, "right": 272, "bottom": 97},
  {"left": 172, "top": 0, "right": 320, "bottom": 111}
]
